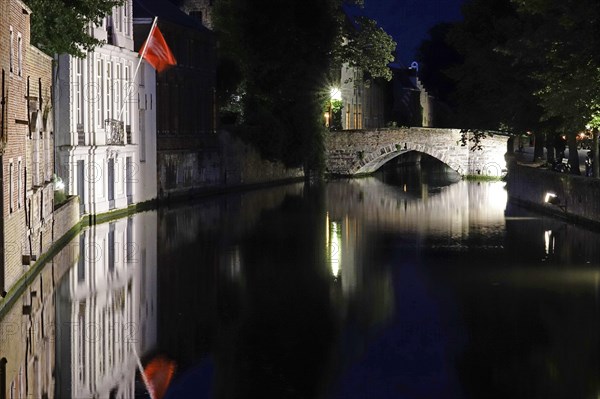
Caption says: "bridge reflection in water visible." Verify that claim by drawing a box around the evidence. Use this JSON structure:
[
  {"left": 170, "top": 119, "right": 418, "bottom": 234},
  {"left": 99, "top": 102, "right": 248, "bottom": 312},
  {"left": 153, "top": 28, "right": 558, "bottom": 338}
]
[{"left": 2, "top": 159, "right": 600, "bottom": 398}]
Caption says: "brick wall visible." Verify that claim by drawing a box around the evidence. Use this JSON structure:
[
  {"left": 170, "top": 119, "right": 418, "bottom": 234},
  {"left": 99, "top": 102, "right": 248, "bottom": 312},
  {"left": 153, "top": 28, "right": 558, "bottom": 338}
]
[
  {"left": 26, "top": 45, "right": 54, "bottom": 259},
  {"left": 0, "top": 0, "right": 53, "bottom": 294},
  {"left": 1, "top": 0, "right": 33, "bottom": 292}
]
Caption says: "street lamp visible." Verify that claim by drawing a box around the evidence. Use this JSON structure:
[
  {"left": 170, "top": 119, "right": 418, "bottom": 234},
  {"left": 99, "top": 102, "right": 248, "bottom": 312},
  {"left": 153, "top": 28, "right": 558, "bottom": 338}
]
[
  {"left": 330, "top": 87, "right": 341, "bottom": 102},
  {"left": 544, "top": 192, "right": 566, "bottom": 212}
]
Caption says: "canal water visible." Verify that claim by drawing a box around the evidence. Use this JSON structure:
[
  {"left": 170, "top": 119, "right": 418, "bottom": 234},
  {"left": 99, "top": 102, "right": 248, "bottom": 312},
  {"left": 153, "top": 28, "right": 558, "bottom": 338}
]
[{"left": 2, "top": 155, "right": 600, "bottom": 399}]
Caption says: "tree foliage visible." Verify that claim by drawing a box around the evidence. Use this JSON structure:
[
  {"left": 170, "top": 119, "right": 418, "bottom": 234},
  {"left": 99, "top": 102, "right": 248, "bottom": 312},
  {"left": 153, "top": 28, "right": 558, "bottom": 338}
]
[
  {"left": 509, "top": 0, "right": 600, "bottom": 130},
  {"left": 213, "top": 0, "right": 395, "bottom": 171},
  {"left": 421, "top": 0, "right": 600, "bottom": 134},
  {"left": 417, "top": 0, "right": 600, "bottom": 170},
  {"left": 25, "top": 0, "right": 123, "bottom": 57},
  {"left": 416, "top": 23, "right": 461, "bottom": 106},
  {"left": 444, "top": 0, "right": 544, "bottom": 133},
  {"left": 335, "top": 15, "right": 396, "bottom": 81}
]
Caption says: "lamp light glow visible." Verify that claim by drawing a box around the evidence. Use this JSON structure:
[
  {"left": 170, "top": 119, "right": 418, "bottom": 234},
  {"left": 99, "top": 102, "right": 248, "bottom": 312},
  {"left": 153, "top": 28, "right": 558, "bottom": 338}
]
[
  {"left": 330, "top": 87, "right": 342, "bottom": 101},
  {"left": 544, "top": 192, "right": 557, "bottom": 203}
]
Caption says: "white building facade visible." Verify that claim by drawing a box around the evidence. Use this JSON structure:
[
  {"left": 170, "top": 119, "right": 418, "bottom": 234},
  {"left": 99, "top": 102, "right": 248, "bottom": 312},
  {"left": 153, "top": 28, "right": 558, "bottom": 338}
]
[{"left": 55, "top": 1, "right": 157, "bottom": 216}]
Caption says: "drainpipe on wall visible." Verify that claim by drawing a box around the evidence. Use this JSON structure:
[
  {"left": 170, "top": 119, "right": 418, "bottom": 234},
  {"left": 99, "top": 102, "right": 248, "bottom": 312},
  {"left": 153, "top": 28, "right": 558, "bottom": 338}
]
[
  {"left": 0, "top": 69, "right": 5, "bottom": 296},
  {"left": 25, "top": 77, "right": 33, "bottom": 260}
]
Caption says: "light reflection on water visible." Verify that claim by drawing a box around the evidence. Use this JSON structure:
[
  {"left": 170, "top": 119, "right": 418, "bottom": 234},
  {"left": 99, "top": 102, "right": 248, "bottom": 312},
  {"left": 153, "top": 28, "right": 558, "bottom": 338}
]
[{"left": 1, "top": 157, "right": 600, "bottom": 398}]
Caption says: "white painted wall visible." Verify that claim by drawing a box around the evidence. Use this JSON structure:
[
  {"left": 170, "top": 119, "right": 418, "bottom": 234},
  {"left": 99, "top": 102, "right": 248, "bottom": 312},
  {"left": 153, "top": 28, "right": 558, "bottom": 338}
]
[{"left": 55, "top": 0, "right": 157, "bottom": 215}]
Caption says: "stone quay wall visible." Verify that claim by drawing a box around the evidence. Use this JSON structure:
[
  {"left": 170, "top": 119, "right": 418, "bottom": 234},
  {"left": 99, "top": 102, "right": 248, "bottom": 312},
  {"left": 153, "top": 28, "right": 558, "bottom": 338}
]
[
  {"left": 52, "top": 196, "right": 80, "bottom": 241},
  {"left": 157, "top": 130, "right": 303, "bottom": 200},
  {"left": 506, "top": 160, "right": 600, "bottom": 228}
]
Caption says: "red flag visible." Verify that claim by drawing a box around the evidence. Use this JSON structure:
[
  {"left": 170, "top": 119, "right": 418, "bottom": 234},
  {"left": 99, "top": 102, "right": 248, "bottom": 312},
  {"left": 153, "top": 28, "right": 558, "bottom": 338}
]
[
  {"left": 143, "top": 356, "right": 177, "bottom": 399},
  {"left": 140, "top": 25, "right": 177, "bottom": 73}
]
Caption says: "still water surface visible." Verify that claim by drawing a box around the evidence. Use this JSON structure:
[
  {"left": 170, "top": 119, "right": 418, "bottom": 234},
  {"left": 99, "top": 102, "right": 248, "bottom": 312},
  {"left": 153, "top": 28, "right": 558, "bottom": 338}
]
[{"left": 2, "top": 157, "right": 600, "bottom": 399}]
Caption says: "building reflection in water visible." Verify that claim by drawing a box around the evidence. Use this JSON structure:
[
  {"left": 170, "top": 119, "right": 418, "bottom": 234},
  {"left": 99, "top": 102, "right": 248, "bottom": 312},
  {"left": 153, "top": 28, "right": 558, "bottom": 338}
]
[
  {"left": 0, "top": 240, "right": 77, "bottom": 399},
  {"left": 55, "top": 212, "right": 157, "bottom": 399},
  {"left": 5, "top": 162, "right": 600, "bottom": 398}
]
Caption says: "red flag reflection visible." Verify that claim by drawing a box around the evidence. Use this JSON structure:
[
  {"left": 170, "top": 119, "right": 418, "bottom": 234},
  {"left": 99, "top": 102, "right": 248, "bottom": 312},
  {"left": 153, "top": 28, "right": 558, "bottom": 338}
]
[{"left": 144, "top": 356, "right": 177, "bottom": 399}]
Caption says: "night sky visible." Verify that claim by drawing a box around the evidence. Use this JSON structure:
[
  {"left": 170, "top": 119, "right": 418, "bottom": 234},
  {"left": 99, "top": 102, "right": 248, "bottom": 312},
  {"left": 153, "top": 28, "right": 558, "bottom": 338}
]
[{"left": 363, "top": 0, "right": 464, "bottom": 66}]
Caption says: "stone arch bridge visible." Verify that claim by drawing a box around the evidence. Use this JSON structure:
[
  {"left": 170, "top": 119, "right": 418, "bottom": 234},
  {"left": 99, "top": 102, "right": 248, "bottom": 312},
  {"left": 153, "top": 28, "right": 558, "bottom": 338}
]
[{"left": 325, "top": 127, "right": 510, "bottom": 177}]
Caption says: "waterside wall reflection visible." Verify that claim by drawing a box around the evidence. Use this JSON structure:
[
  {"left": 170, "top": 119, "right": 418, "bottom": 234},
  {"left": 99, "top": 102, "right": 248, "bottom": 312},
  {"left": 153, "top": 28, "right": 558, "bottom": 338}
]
[{"left": 0, "top": 236, "right": 77, "bottom": 399}]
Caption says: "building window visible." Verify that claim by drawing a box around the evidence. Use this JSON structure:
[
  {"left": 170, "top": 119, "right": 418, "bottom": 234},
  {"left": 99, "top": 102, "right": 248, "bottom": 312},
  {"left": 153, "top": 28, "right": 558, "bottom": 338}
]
[
  {"left": 9, "top": 161, "right": 13, "bottom": 213},
  {"left": 123, "top": 2, "right": 130, "bottom": 36},
  {"left": 139, "top": 109, "right": 146, "bottom": 162},
  {"left": 75, "top": 58, "right": 84, "bottom": 126},
  {"left": 114, "top": 7, "right": 122, "bottom": 33},
  {"left": 17, "top": 33, "right": 22, "bottom": 77},
  {"left": 96, "top": 59, "right": 103, "bottom": 127},
  {"left": 105, "top": 61, "right": 112, "bottom": 121},
  {"left": 9, "top": 27, "right": 13, "bottom": 74},
  {"left": 115, "top": 63, "right": 121, "bottom": 122},
  {"left": 124, "top": 66, "right": 131, "bottom": 124},
  {"left": 17, "top": 159, "right": 21, "bottom": 209},
  {"left": 190, "top": 10, "right": 203, "bottom": 22}
]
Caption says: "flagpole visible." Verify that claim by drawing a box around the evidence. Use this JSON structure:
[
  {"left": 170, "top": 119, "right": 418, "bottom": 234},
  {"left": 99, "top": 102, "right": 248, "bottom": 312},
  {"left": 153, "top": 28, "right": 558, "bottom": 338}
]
[
  {"left": 116, "top": 16, "right": 158, "bottom": 126},
  {"left": 132, "top": 344, "right": 156, "bottom": 399}
]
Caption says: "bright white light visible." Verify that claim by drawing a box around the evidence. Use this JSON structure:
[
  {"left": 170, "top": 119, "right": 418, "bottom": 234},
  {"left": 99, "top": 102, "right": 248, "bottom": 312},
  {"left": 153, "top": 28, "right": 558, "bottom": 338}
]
[
  {"left": 544, "top": 192, "right": 557, "bottom": 203},
  {"left": 330, "top": 222, "right": 341, "bottom": 278},
  {"left": 544, "top": 230, "right": 554, "bottom": 255},
  {"left": 486, "top": 182, "right": 508, "bottom": 211},
  {"left": 330, "top": 87, "right": 342, "bottom": 101},
  {"left": 55, "top": 177, "right": 65, "bottom": 191}
]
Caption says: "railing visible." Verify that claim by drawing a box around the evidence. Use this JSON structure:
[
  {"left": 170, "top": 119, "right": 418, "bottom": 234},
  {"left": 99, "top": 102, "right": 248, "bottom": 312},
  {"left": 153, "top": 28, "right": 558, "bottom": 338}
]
[
  {"left": 77, "top": 123, "right": 84, "bottom": 145},
  {"left": 105, "top": 119, "right": 125, "bottom": 145},
  {"left": 126, "top": 124, "right": 132, "bottom": 144}
]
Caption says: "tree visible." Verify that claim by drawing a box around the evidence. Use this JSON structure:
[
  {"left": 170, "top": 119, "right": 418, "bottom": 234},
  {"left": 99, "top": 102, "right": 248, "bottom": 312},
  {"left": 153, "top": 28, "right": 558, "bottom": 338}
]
[
  {"left": 416, "top": 23, "right": 462, "bottom": 107},
  {"left": 213, "top": 0, "right": 395, "bottom": 172},
  {"left": 507, "top": 0, "right": 600, "bottom": 173},
  {"left": 334, "top": 13, "right": 396, "bottom": 81},
  {"left": 25, "top": 0, "right": 123, "bottom": 57},
  {"left": 445, "top": 0, "right": 544, "bottom": 135}
]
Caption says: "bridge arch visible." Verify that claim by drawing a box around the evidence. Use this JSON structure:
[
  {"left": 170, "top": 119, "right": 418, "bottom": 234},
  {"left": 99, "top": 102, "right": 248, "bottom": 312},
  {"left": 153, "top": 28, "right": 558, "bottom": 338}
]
[
  {"left": 352, "top": 144, "right": 467, "bottom": 176},
  {"left": 325, "top": 127, "right": 509, "bottom": 177}
]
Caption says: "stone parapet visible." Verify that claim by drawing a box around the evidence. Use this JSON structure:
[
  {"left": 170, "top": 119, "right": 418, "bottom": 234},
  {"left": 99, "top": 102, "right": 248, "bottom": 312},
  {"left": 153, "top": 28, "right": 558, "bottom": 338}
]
[{"left": 506, "top": 161, "right": 600, "bottom": 227}]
